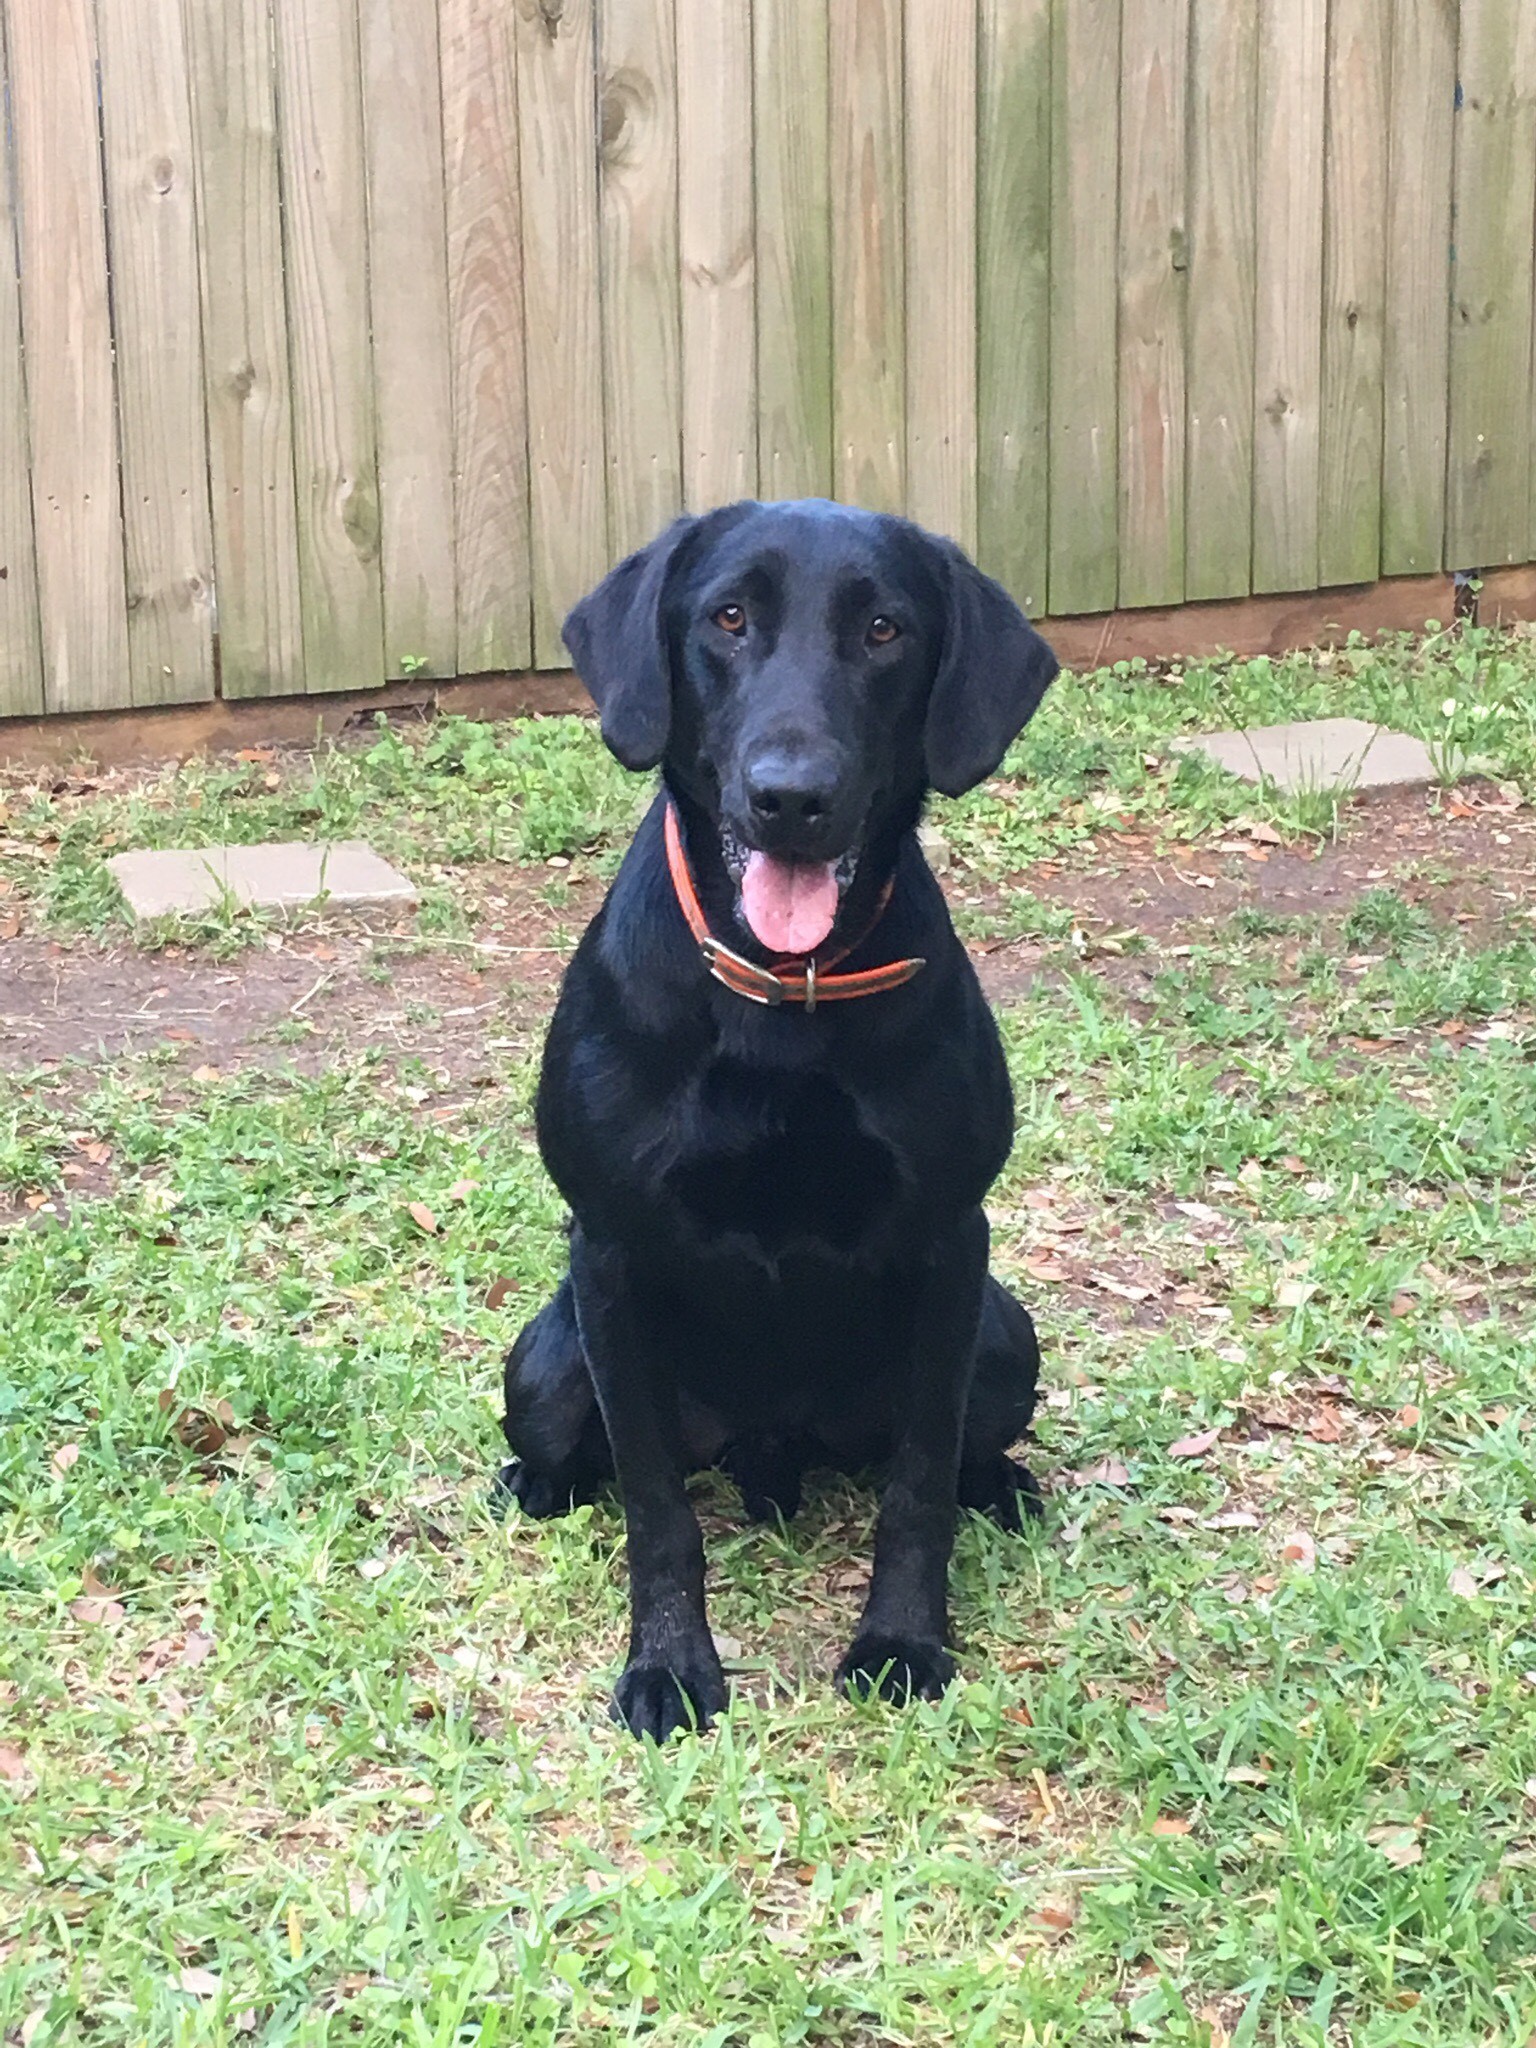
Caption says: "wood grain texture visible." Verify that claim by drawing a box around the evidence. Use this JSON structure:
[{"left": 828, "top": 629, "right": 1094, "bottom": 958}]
[
  {"left": 677, "top": 0, "right": 756, "bottom": 511},
  {"left": 273, "top": 0, "right": 385, "bottom": 694},
  {"left": 0, "top": 7, "right": 43, "bottom": 718},
  {"left": 1382, "top": 0, "right": 1456, "bottom": 577},
  {"left": 1184, "top": 0, "right": 1257, "bottom": 600},
  {"left": 977, "top": 0, "right": 1051, "bottom": 613},
  {"left": 753, "top": 0, "right": 832, "bottom": 502},
  {"left": 830, "top": 0, "right": 904, "bottom": 513},
  {"left": 1117, "top": 0, "right": 1188, "bottom": 608},
  {"left": 516, "top": 0, "right": 607, "bottom": 664},
  {"left": 1447, "top": 0, "right": 1536, "bottom": 568},
  {"left": 440, "top": 0, "right": 532, "bottom": 673},
  {"left": 1048, "top": 0, "right": 1121, "bottom": 615},
  {"left": 1319, "top": 0, "right": 1390, "bottom": 587},
  {"left": 905, "top": 0, "right": 978, "bottom": 548},
  {"left": 183, "top": 0, "right": 305, "bottom": 700},
  {"left": 5, "top": 0, "right": 130, "bottom": 713},
  {"left": 361, "top": 0, "right": 458, "bottom": 678},
  {"left": 98, "top": 0, "right": 215, "bottom": 707},
  {"left": 1252, "top": 0, "right": 1326, "bottom": 594},
  {"left": 599, "top": 0, "right": 683, "bottom": 558}
]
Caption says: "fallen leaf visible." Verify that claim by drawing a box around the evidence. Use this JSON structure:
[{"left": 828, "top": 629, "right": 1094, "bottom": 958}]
[
  {"left": 1280, "top": 1530, "right": 1317, "bottom": 1571},
  {"left": 1223, "top": 1765, "right": 1269, "bottom": 1785},
  {"left": 0, "top": 1744, "right": 35, "bottom": 1788},
  {"left": 1022, "top": 1253, "right": 1070, "bottom": 1283},
  {"left": 408, "top": 1202, "right": 438, "bottom": 1236},
  {"left": 1197, "top": 2006, "right": 1233, "bottom": 2048},
  {"left": 484, "top": 1277, "right": 518, "bottom": 1311},
  {"left": 1203, "top": 1509, "right": 1262, "bottom": 1531},
  {"left": 70, "top": 1597, "right": 126, "bottom": 1626},
  {"left": 174, "top": 1409, "right": 229, "bottom": 1458},
  {"left": 190, "top": 1065, "right": 220, "bottom": 1085},
  {"left": 712, "top": 1632, "right": 743, "bottom": 1661},
  {"left": 52, "top": 1442, "right": 81, "bottom": 1474},
  {"left": 1448, "top": 1566, "right": 1479, "bottom": 1599},
  {"left": 357, "top": 1558, "right": 390, "bottom": 1580},
  {"left": 164, "top": 1026, "right": 198, "bottom": 1043},
  {"left": 1089, "top": 1272, "right": 1152, "bottom": 1302},
  {"left": 1168, "top": 1427, "right": 1220, "bottom": 1460},
  {"left": 0, "top": 915, "right": 21, "bottom": 941},
  {"left": 1388, "top": 1292, "right": 1416, "bottom": 1318},
  {"left": 1151, "top": 1815, "right": 1191, "bottom": 1837},
  {"left": 177, "top": 1967, "right": 222, "bottom": 1999},
  {"left": 446, "top": 1178, "right": 478, "bottom": 1202},
  {"left": 180, "top": 1631, "right": 215, "bottom": 1668},
  {"left": 234, "top": 2011, "right": 258, "bottom": 2036},
  {"left": 1396, "top": 1404, "right": 1422, "bottom": 1429},
  {"left": 1370, "top": 1826, "right": 1423, "bottom": 1869},
  {"left": 1305, "top": 1404, "right": 1345, "bottom": 1443},
  {"left": 1077, "top": 1457, "right": 1131, "bottom": 1487},
  {"left": 1034, "top": 1895, "right": 1077, "bottom": 1935},
  {"left": 1275, "top": 1279, "right": 1318, "bottom": 1309}
]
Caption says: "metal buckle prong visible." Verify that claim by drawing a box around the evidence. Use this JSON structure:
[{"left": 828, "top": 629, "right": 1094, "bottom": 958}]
[
  {"left": 698, "top": 936, "right": 786, "bottom": 1005},
  {"left": 804, "top": 957, "right": 817, "bottom": 1013}
]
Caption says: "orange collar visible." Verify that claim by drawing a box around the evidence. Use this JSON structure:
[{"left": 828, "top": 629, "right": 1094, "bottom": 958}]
[{"left": 663, "top": 803, "right": 926, "bottom": 1011}]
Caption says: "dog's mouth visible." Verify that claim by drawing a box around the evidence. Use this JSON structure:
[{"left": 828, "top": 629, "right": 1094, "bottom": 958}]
[{"left": 719, "top": 826, "right": 860, "bottom": 955}]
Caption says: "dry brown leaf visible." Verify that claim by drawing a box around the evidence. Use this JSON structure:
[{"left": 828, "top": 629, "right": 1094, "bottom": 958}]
[
  {"left": 190, "top": 1065, "right": 221, "bottom": 1085},
  {"left": 484, "top": 1276, "right": 518, "bottom": 1311},
  {"left": 1395, "top": 1404, "right": 1422, "bottom": 1429},
  {"left": 1371, "top": 1827, "right": 1423, "bottom": 1869},
  {"left": 1448, "top": 1566, "right": 1479, "bottom": 1599},
  {"left": 408, "top": 1202, "right": 438, "bottom": 1236},
  {"left": 174, "top": 1409, "right": 229, "bottom": 1458},
  {"left": 1388, "top": 1292, "right": 1417, "bottom": 1318},
  {"left": 1034, "top": 1895, "right": 1077, "bottom": 1935},
  {"left": 0, "top": 1744, "right": 35, "bottom": 1788},
  {"left": 52, "top": 1442, "right": 81, "bottom": 1474},
  {"left": 1280, "top": 1530, "right": 1317, "bottom": 1571},
  {"left": 1151, "top": 1815, "right": 1191, "bottom": 1836},
  {"left": 1022, "top": 1254, "right": 1070, "bottom": 1283},
  {"left": 1305, "top": 1404, "right": 1345, "bottom": 1443},
  {"left": 446, "top": 1178, "right": 478, "bottom": 1202},
  {"left": 1168, "top": 1427, "right": 1220, "bottom": 1460},
  {"left": 357, "top": 1558, "right": 390, "bottom": 1580},
  {"left": 1077, "top": 1457, "right": 1131, "bottom": 1487},
  {"left": 164, "top": 1026, "right": 198, "bottom": 1044},
  {"left": 1090, "top": 1272, "right": 1152, "bottom": 1302},
  {"left": 1223, "top": 1765, "right": 1269, "bottom": 1785},
  {"left": 1203, "top": 1509, "right": 1262, "bottom": 1531},
  {"left": 1275, "top": 1279, "right": 1318, "bottom": 1309},
  {"left": 177, "top": 1967, "right": 222, "bottom": 1999},
  {"left": 70, "top": 1597, "right": 126, "bottom": 1626},
  {"left": 180, "top": 1631, "right": 215, "bottom": 1668}
]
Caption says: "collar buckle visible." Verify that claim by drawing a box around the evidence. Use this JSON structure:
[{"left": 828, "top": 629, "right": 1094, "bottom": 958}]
[{"left": 698, "top": 935, "right": 787, "bottom": 1006}]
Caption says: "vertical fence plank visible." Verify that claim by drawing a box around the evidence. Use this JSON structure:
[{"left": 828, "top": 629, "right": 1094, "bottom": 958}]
[
  {"left": 1252, "top": 0, "right": 1325, "bottom": 594},
  {"left": 516, "top": 0, "right": 606, "bottom": 663},
  {"left": 978, "top": 0, "right": 1051, "bottom": 614},
  {"left": 98, "top": 0, "right": 215, "bottom": 707},
  {"left": 1184, "top": 0, "right": 1257, "bottom": 601},
  {"left": 361, "top": 0, "right": 458, "bottom": 678},
  {"left": 1118, "top": 0, "right": 1188, "bottom": 608},
  {"left": 1049, "top": 0, "right": 1120, "bottom": 616},
  {"left": 677, "top": 0, "right": 756, "bottom": 510},
  {"left": 1447, "top": 0, "right": 1536, "bottom": 570},
  {"left": 0, "top": 5, "right": 42, "bottom": 717},
  {"left": 441, "top": 0, "right": 532, "bottom": 673},
  {"left": 183, "top": 0, "right": 304, "bottom": 701},
  {"left": 831, "top": 0, "right": 904, "bottom": 514},
  {"left": 273, "top": 0, "right": 384, "bottom": 694},
  {"left": 1382, "top": 0, "right": 1455, "bottom": 579},
  {"left": 6, "top": 0, "right": 130, "bottom": 713},
  {"left": 754, "top": 0, "right": 832, "bottom": 503},
  {"left": 599, "top": 0, "right": 683, "bottom": 559},
  {"left": 1319, "top": 0, "right": 1390, "bottom": 588},
  {"left": 905, "top": 0, "right": 978, "bottom": 549}
]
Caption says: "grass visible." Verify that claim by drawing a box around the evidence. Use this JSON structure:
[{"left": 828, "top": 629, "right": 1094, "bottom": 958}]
[{"left": 2, "top": 623, "right": 1536, "bottom": 2044}]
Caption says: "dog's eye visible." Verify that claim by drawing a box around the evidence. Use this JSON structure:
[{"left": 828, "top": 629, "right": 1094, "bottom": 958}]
[
  {"left": 713, "top": 604, "right": 747, "bottom": 636},
  {"left": 868, "top": 616, "right": 900, "bottom": 647}
]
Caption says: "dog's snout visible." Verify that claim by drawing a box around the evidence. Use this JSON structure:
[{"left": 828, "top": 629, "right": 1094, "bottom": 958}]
[{"left": 745, "top": 759, "right": 836, "bottom": 833}]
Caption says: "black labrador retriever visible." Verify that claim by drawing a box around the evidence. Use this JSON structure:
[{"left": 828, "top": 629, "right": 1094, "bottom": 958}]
[{"left": 498, "top": 499, "right": 1058, "bottom": 1741}]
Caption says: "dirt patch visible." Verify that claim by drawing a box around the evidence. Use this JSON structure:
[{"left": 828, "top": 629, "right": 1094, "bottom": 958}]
[{"left": 2, "top": 787, "right": 1531, "bottom": 1077}]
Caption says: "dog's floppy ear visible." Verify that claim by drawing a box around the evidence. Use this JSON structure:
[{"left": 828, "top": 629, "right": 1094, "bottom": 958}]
[
  {"left": 923, "top": 540, "right": 1059, "bottom": 797},
  {"left": 562, "top": 517, "right": 698, "bottom": 771}
]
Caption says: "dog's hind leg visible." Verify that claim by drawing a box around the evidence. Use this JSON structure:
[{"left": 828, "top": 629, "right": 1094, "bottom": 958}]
[
  {"left": 495, "top": 1275, "right": 614, "bottom": 1518},
  {"left": 957, "top": 1276, "right": 1044, "bottom": 1533},
  {"left": 721, "top": 1433, "right": 809, "bottom": 1523}
]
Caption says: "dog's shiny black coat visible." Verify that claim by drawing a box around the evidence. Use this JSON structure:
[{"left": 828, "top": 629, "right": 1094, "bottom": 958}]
[{"left": 499, "top": 500, "right": 1058, "bottom": 1740}]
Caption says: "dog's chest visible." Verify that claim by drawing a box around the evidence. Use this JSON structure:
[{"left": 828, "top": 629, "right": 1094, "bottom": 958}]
[{"left": 663, "top": 1060, "right": 901, "bottom": 1255}]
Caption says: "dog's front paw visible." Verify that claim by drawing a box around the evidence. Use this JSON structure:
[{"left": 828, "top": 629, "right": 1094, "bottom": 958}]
[
  {"left": 837, "top": 1632, "right": 956, "bottom": 1704},
  {"left": 612, "top": 1649, "right": 727, "bottom": 1742}
]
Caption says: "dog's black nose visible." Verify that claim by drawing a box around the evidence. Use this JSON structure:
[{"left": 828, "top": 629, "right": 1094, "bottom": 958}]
[{"left": 745, "top": 761, "right": 835, "bottom": 831}]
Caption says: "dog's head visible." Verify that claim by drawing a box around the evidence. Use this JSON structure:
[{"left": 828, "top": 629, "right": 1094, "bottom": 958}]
[{"left": 564, "top": 500, "right": 1057, "bottom": 955}]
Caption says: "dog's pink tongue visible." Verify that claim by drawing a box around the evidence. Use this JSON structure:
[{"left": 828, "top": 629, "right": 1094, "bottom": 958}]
[{"left": 741, "top": 852, "right": 839, "bottom": 955}]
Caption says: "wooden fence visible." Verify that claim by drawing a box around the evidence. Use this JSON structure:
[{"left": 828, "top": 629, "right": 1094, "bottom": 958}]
[{"left": 1, "top": 0, "right": 1534, "bottom": 720}]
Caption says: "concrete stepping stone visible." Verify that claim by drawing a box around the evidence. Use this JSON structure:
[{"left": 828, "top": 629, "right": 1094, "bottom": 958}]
[
  {"left": 108, "top": 841, "right": 417, "bottom": 921},
  {"left": 1172, "top": 717, "right": 1436, "bottom": 793}
]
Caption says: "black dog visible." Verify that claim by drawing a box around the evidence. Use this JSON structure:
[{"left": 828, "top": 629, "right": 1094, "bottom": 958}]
[{"left": 498, "top": 499, "right": 1058, "bottom": 1740}]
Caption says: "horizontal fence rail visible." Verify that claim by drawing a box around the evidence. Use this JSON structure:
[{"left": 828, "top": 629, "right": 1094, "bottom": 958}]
[{"left": 1, "top": 0, "right": 1534, "bottom": 718}]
